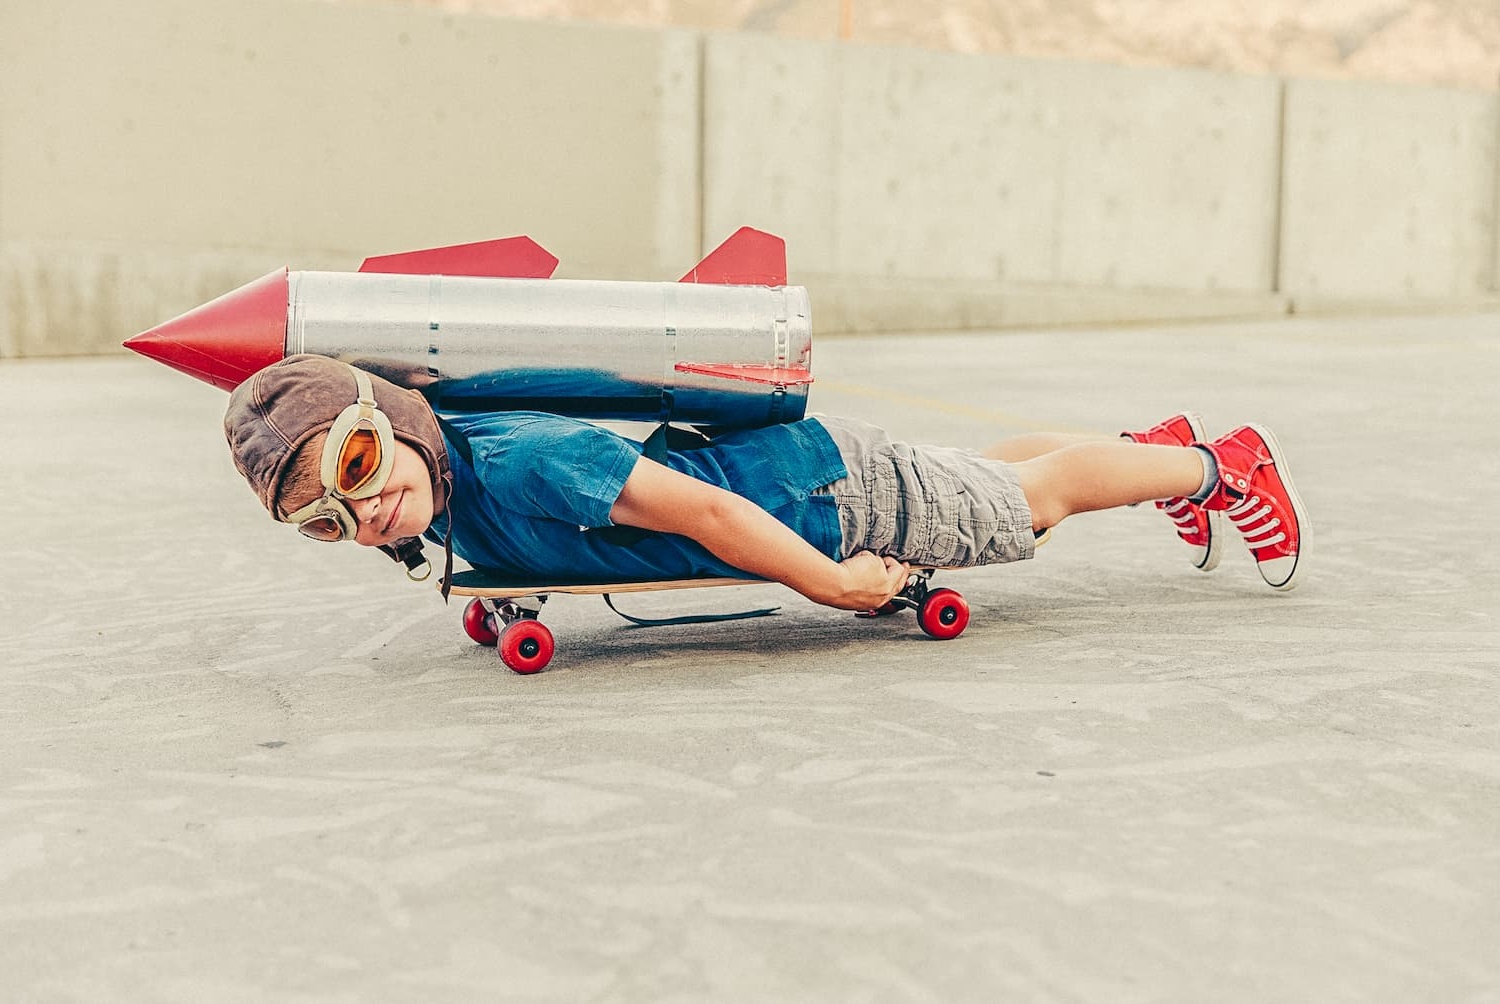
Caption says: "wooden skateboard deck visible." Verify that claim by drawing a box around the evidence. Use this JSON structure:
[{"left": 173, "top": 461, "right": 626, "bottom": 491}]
[{"left": 448, "top": 571, "right": 765, "bottom": 599}]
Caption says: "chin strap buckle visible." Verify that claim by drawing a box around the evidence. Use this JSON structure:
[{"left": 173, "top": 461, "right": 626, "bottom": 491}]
[{"left": 379, "top": 537, "right": 432, "bottom": 581}]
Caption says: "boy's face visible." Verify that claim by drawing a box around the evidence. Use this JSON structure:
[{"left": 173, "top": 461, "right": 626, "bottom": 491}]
[
  {"left": 348, "top": 440, "right": 435, "bottom": 547},
  {"left": 285, "top": 440, "right": 435, "bottom": 548}
]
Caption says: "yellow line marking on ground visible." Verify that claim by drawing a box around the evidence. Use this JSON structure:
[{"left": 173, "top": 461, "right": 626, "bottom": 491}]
[{"left": 815, "top": 379, "right": 1097, "bottom": 434}]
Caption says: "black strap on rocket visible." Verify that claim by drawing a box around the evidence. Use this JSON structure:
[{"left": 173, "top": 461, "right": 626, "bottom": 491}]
[
  {"left": 587, "top": 417, "right": 712, "bottom": 548},
  {"left": 588, "top": 420, "right": 783, "bottom": 625}
]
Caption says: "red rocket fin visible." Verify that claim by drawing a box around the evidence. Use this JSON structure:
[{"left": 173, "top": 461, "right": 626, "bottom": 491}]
[
  {"left": 359, "top": 237, "right": 559, "bottom": 278},
  {"left": 679, "top": 227, "right": 786, "bottom": 286},
  {"left": 673, "top": 362, "right": 813, "bottom": 386}
]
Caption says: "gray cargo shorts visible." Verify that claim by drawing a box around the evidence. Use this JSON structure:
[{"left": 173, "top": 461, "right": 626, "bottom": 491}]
[{"left": 812, "top": 416, "right": 1036, "bottom": 567}]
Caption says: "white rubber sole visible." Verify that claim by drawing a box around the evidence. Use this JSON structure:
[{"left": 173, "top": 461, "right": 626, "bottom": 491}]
[{"left": 1235, "top": 423, "right": 1310, "bottom": 591}]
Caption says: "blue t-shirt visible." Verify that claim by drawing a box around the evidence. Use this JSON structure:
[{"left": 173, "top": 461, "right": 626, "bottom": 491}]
[{"left": 424, "top": 412, "right": 847, "bottom": 581}]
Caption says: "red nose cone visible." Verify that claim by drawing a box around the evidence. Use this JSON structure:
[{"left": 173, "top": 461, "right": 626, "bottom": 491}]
[{"left": 124, "top": 268, "right": 289, "bottom": 391}]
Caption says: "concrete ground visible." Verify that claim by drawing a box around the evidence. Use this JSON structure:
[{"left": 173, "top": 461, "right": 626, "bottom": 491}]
[{"left": 2, "top": 312, "right": 1497, "bottom": 1002}]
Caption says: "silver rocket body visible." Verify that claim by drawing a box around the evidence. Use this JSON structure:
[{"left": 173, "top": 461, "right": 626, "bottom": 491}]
[{"left": 286, "top": 272, "right": 813, "bottom": 428}]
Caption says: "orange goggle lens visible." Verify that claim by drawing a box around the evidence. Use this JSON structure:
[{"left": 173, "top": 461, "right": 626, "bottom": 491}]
[{"left": 336, "top": 426, "right": 383, "bottom": 495}]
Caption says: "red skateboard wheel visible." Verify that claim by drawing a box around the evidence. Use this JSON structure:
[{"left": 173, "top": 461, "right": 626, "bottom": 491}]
[
  {"left": 498, "top": 619, "right": 555, "bottom": 674},
  {"left": 462, "top": 598, "right": 500, "bottom": 646},
  {"left": 917, "top": 588, "right": 969, "bottom": 640}
]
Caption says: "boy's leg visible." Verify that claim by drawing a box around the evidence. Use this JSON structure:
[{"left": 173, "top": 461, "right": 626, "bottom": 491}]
[
  {"left": 985, "top": 426, "right": 1213, "bottom": 555},
  {"left": 1013, "top": 425, "right": 1308, "bottom": 591},
  {"left": 1013, "top": 442, "right": 1208, "bottom": 530},
  {"left": 1122, "top": 412, "right": 1223, "bottom": 572}
]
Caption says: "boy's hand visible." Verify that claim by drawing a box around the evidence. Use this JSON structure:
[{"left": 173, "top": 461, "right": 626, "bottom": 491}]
[{"left": 826, "top": 551, "right": 911, "bottom": 611}]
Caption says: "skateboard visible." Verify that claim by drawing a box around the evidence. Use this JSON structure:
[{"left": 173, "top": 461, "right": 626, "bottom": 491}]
[{"left": 448, "top": 567, "right": 971, "bottom": 674}]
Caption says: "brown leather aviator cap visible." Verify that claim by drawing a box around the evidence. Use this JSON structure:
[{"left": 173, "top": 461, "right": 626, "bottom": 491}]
[{"left": 223, "top": 353, "right": 451, "bottom": 522}]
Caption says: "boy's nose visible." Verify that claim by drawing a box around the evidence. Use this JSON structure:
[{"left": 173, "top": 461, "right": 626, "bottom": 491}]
[{"left": 350, "top": 495, "right": 380, "bottom": 525}]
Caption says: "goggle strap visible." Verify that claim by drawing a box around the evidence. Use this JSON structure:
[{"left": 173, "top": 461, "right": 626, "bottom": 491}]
[
  {"left": 353, "top": 368, "right": 378, "bottom": 408},
  {"left": 353, "top": 368, "right": 379, "bottom": 423},
  {"left": 283, "top": 492, "right": 359, "bottom": 535}
]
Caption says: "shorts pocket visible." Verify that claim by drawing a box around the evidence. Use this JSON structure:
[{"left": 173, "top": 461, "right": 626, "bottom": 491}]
[{"left": 884, "top": 444, "right": 962, "bottom": 564}]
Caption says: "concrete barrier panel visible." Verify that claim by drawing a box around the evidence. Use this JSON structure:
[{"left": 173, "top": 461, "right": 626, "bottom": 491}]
[
  {"left": 1280, "top": 78, "right": 1499, "bottom": 300},
  {"left": 0, "top": 0, "right": 701, "bottom": 356},
  {"left": 1044, "top": 64, "right": 1282, "bottom": 294},
  {"left": 702, "top": 35, "right": 1282, "bottom": 294}
]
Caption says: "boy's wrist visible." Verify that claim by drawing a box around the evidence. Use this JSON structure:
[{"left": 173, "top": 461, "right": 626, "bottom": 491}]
[
  {"left": 808, "top": 562, "right": 854, "bottom": 607},
  {"left": 803, "top": 552, "right": 910, "bottom": 611},
  {"left": 777, "top": 557, "right": 844, "bottom": 607}
]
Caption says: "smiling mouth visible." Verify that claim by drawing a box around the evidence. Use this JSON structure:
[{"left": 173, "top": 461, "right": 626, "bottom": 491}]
[{"left": 382, "top": 491, "right": 404, "bottom": 536}]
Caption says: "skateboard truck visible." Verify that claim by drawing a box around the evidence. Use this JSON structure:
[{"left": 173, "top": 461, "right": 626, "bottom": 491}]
[
  {"left": 855, "top": 569, "right": 970, "bottom": 641},
  {"left": 462, "top": 596, "right": 555, "bottom": 674}
]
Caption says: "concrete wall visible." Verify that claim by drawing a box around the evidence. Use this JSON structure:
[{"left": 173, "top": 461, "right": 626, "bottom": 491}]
[
  {"left": 1280, "top": 78, "right": 1499, "bottom": 305},
  {"left": 3, "top": 0, "right": 1498, "bottom": 356},
  {"left": 0, "top": 0, "right": 701, "bottom": 356},
  {"left": 703, "top": 35, "right": 1288, "bottom": 331}
]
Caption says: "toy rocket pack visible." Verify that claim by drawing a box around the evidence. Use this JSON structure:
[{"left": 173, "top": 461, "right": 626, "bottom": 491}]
[{"left": 126, "top": 227, "right": 814, "bottom": 429}]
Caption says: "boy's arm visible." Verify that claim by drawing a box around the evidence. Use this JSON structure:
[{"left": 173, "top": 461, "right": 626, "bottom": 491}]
[{"left": 608, "top": 456, "right": 910, "bottom": 611}]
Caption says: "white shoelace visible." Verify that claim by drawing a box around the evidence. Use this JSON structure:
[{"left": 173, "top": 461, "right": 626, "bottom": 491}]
[
  {"left": 1162, "top": 498, "right": 1202, "bottom": 534},
  {"left": 1225, "top": 493, "right": 1285, "bottom": 548}
]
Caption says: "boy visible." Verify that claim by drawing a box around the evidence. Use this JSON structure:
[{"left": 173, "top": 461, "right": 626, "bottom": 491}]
[{"left": 224, "top": 354, "right": 1308, "bottom": 611}]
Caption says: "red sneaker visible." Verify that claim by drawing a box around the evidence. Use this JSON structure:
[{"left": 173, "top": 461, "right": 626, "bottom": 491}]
[
  {"left": 1121, "top": 412, "right": 1222, "bottom": 572},
  {"left": 1201, "top": 424, "right": 1309, "bottom": 591}
]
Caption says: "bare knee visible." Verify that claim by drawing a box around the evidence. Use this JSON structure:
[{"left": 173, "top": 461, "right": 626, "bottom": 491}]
[
  {"left": 1027, "top": 502, "right": 1068, "bottom": 533},
  {"left": 1013, "top": 457, "right": 1068, "bottom": 531}
]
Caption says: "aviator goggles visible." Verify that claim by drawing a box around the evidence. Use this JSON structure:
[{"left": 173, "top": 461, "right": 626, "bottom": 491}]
[{"left": 281, "top": 367, "right": 397, "bottom": 542}]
